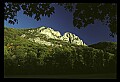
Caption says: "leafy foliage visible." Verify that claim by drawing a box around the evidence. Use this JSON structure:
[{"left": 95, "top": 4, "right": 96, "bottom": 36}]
[
  {"left": 4, "top": 3, "right": 117, "bottom": 37},
  {"left": 4, "top": 3, "right": 55, "bottom": 25},
  {"left": 73, "top": 3, "right": 117, "bottom": 37}
]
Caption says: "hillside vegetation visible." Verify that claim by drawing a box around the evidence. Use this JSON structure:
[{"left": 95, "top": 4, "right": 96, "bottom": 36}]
[
  {"left": 4, "top": 27, "right": 117, "bottom": 76},
  {"left": 89, "top": 42, "right": 117, "bottom": 55}
]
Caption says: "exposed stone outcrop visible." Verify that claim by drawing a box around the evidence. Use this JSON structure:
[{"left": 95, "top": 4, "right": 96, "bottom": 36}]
[
  {"left": 28, "top": 37, "right": 54, "bottom": 46},
  {"left": 36, "top": 26, "right": 61, "bottom": 39},
  {"left": 60, "top": 32, "right": 87, "bottom": 46},
  {"left": 21, "top": 26, "right": 87, "bottom": 46}
]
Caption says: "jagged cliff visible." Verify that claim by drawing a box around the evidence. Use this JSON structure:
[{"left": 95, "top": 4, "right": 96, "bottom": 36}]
[{"left": 21, "top": 26, "right": 87, "bottom": 46}]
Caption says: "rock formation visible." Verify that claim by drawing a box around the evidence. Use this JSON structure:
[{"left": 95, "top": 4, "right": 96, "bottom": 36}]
[
  {"left": 60, "top": 32, "right": 86, "bottom": 46},
  {"left": 21, "top": 26, "right": 87, "bottom": 46}
]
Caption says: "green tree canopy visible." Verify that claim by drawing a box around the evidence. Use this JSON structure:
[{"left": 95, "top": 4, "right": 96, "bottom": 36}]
[{"left": 4, "top": 3, "right": 117, "bottom": 37}]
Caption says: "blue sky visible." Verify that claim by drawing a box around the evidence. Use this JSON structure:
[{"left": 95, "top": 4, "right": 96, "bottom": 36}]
[{"left": 4, "top": 3, "right": 117, "bottom": 45}]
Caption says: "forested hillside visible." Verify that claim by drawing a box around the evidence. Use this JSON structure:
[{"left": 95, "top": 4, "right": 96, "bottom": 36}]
[
  {"left": 89, "top": 42, "right": 117, "bottom": 55},
  {"left": 4, "top": 27, "right": 117, "bottom": 77}
]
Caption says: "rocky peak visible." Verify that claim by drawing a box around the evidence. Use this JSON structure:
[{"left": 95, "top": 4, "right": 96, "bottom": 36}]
[
  {"left": 36, "top": 26, "right": 61, "bottom": 39},
  {"left": 22, "top": 26, "right": 87, "bottom": 46},
  {"left": 61, "top": 32, "right": 87, "bottom": 46}
]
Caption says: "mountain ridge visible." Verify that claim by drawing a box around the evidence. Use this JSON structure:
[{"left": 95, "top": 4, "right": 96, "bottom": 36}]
[
  {"left": 19, "top": 26, "right": 87, "bottom": 46},
  {"left": 4, "top": 26, "right": 116, "bottom": 77}
]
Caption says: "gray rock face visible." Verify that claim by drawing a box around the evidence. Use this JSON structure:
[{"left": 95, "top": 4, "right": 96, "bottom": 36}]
[
  {"left": 22, "top": 26, "right": 87, "bottom": 46},
  {"left": 36, "top": 26, "right": 61, "bottom": 39},
  {"left": 60, "top": 32, "right": 87, "bottom": 46},
  {"left": 28, "top": 37, "right": 54, "bottom": 46}
]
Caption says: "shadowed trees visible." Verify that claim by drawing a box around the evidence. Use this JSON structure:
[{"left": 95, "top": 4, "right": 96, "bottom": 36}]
[
  {"left": 4, "top": 3, "right": 117, "bottom": 37},
  {"left": 73, "top": 3, "right": 117, "bottom": 37}
]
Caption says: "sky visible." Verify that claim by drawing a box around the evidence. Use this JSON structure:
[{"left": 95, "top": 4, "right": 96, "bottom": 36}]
[{"left": 4, "top": 3, "right": 117, "bottom": 45}]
